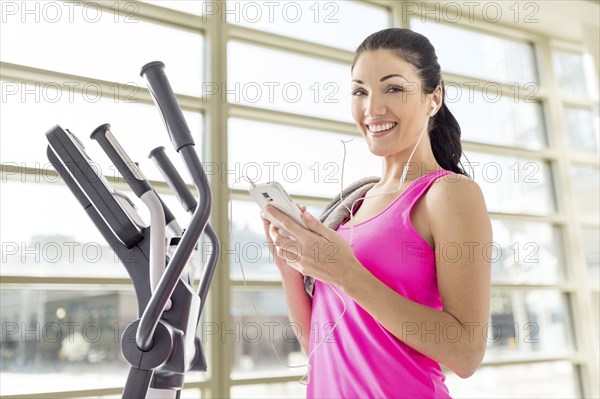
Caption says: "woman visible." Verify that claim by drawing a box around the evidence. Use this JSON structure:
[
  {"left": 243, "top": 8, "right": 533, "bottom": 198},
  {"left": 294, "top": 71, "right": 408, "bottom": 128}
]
[{"left": 261, "top": 28, "right": 492, "bottom": 398}]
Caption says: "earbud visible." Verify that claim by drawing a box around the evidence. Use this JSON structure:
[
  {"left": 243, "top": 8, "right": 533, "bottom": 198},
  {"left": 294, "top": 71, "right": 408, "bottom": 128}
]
[{"left": 429, "top": 101, "right": 437, "bottom": 116}]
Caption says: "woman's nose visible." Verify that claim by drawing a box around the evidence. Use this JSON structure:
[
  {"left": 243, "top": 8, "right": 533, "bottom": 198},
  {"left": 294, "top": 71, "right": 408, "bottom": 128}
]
[{"left": 365, "top": 94, "right": 386, "bottom": 117}]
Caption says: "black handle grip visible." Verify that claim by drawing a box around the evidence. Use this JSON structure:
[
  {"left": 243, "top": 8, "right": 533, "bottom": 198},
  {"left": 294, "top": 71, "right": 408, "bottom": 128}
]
[
  {"left": 91, "top": 124, "right": 176, "bottom": 226},
  {"left": 140, "top": 61, "right": 194, "bottom": 152},
  {"left": 149, "top": 146, "right": 198, "bottom": 213},
  {"left": 90, "top": 123, "right": 153, "bottom": 198}
]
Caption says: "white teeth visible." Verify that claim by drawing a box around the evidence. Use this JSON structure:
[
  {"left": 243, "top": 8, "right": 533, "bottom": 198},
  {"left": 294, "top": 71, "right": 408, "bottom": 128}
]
[{"left": 367, "top": 122, "right": 397, "bottom": 133}]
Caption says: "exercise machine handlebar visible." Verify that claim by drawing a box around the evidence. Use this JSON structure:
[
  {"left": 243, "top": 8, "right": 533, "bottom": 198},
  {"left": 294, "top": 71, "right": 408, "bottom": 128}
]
[{"left": 136, "top": 61, "right": 213, "bottom": 353}]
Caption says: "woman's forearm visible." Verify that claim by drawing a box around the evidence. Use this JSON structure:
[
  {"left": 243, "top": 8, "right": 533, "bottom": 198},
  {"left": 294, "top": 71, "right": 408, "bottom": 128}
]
[
  {"left": 279, "top": 266, "right": 313, "bottom": 353},
  {"left": 340, "top": 265, "right": 486, "bottom": 378}
]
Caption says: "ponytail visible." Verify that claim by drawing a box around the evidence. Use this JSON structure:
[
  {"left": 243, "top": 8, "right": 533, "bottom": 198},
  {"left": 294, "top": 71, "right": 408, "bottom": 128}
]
[{"left": 429, "top": 81, "right": 469, "bottom": 176}]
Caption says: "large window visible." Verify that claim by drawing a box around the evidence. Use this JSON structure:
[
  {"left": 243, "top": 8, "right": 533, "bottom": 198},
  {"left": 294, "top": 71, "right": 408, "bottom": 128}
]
[{"left": 1, "top": 1, "right": 598, "bottom": 398}]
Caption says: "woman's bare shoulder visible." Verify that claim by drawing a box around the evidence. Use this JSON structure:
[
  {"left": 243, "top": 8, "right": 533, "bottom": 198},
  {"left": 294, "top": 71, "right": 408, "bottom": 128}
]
[
  {"left": 429, "top": 173, "right": 485, "bottom": 203},
  {"left": 426, "top": 173, "right": 490, "bottom": 225}
]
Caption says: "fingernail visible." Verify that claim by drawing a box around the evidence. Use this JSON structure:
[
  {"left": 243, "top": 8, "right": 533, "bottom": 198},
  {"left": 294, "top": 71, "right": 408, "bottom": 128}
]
[
  {"left": 260, "top": 211, "right": 266, "bottom": 218},
  {"left": 303, "top": 211, "right": 313, "bottom": 221}
]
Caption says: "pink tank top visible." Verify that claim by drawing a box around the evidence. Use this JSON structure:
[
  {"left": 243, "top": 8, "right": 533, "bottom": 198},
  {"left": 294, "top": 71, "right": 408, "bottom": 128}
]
[{"left": 307, "top": 169, "right": 455, "bottom": 399}]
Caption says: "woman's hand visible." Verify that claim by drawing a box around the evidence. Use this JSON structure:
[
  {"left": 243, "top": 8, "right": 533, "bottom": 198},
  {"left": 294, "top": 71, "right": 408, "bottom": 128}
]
[
  {"left": 260, "top": 204, "right": 306, "bottom": 271},
  {"left": 265, "top": 204, "right": 364, "bottom": 289}
]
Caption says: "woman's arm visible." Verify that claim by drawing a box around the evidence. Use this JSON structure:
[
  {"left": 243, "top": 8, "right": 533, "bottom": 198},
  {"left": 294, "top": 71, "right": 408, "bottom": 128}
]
[
  {"left": 278, "top": 266, "right": 313, "bottom": 353},
  {"left": 261, "top": 212, "right": 313, "bottom": 354},
  {"left": 340, "top": 175, "right": 492, "bottom": 378},
  {"left": 265, "top": 175, "right": 491, "bottom": 376}
]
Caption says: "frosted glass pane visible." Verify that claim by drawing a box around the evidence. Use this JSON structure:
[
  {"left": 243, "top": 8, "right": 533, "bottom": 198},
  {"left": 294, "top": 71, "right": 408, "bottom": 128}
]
[
  {"left": 0, "top": 6, "right": 204, "bottom": 96},
  {"left": 227, "top": 41, "right": 352, "bottom": 123},
  {"left": 462, "top": 153, "right": 555, "bottom": 215},
  {"left": 230, "top": 289, "right": 307, "bottom": 378},
  {"left": 0, "top": 181, "right": 128, "bottom": 278},
  {"left": 0, "top": 288, "right": 136, "bottom": 396},
  {"left": 227, "top": 0, "right": 389, "bottom": 51},
  {"left": 563, "top": 107, "right": 599, "bottom": 154},
  {"left": 0, "top": 181, "right": 193, "bottom": 278},
  {"left": 231, "top": 382, "right": 306, "bottom": 398},
  {"left": 490, "top": 220, "right": 565, "bottom": 285},
  {"left": 553, "top": 51, "right": 589, "bottom": 97},
  {"left": 487, "top": 290, "right": 574, "bottom": 360},
  {"left": 581, "top": 227, "right": 600, "bottom": 288},
  {"left": 445, "top": 361, "right": 580, "bottom": 398},
  {"left": 0, "top": 80, "right": 203, "bottom": 183},
  {"left": 411, "top": 19, "right": 537, "bottom": 84},
  {"left": 449, "top": 94, "right": 546, "bottom": 149},
  {"left": 570, "top": 166, "right": 599, "bottom": 220}
]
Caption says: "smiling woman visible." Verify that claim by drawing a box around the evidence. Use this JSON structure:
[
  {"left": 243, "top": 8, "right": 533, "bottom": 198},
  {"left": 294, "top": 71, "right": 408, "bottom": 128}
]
[{"left": 259, "top": 28, "right": 492, "bottom": 399}]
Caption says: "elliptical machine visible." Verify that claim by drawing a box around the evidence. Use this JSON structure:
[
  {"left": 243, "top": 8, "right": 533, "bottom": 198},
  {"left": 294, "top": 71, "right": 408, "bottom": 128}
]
[{"left": 45, "top": 62, "right": 218, "bottom": 399}]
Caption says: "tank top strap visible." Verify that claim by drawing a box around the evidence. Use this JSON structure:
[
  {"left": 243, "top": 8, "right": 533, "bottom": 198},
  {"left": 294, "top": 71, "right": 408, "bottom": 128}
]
[{"left": 403, "top": 169, "right": 456, "bottom": 208}]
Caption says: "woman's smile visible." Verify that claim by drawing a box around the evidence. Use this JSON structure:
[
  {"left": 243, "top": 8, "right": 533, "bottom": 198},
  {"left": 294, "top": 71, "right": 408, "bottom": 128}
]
[{"left": 366, "top": 121, "right": 398, "bottom": 137}]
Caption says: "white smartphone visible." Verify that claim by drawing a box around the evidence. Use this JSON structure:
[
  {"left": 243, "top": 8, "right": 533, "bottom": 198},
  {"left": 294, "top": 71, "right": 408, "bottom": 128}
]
[{"left": 249, "top": 181, "right": 307, "bottom": 237}]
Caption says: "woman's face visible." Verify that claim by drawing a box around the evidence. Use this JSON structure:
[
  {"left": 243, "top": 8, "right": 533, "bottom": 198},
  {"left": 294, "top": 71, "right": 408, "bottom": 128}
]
[{"left": 351, "top": 50, "right": 431, "bottom": 157}]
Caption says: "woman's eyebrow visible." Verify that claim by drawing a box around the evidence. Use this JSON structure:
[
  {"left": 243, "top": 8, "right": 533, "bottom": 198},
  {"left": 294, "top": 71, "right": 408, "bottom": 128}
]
[
  {"left": 380, "top": 74, "right": 407, "bottom": 82},
  {"left": 352, "top": 74, "right": 408, "bottom": 84}
]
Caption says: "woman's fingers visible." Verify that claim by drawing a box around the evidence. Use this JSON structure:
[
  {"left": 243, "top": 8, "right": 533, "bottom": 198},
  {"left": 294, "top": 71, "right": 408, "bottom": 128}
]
[
  {"left": 269, "top": 223, "right": 302, "bottom": 260},
  {"left": 261, "top": 214, "right": 291, "bottom": 268},
  {"left": 260, "top": 206, "right": 307, "bottom": 266}
]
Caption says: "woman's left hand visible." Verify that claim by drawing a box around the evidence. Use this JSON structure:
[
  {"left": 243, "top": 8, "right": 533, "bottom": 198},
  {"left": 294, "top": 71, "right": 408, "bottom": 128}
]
[{"left": 265, "top": 204, "right": 363, "bottom": 289}]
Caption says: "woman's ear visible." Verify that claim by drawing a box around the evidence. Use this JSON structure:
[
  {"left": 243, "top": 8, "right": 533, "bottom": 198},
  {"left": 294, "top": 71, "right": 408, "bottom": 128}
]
[
  {"left": 430, "top": 100, "right": 437, "bottom": 117},
  {"left": 431, "top": 85, "right": 443, "bottom": 115}
]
